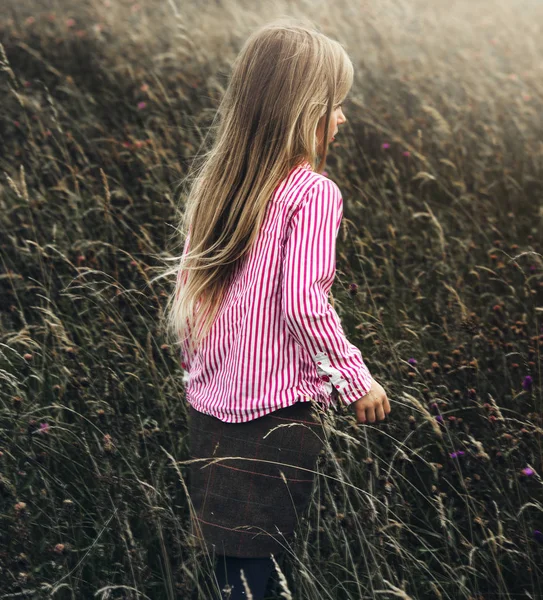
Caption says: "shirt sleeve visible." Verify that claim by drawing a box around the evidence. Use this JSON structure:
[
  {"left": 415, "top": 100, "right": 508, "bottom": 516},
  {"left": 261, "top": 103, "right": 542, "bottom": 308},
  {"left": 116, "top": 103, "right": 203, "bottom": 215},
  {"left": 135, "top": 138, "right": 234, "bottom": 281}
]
[{"left": 281, "top": 178, "right": 373, "bottom": 406}]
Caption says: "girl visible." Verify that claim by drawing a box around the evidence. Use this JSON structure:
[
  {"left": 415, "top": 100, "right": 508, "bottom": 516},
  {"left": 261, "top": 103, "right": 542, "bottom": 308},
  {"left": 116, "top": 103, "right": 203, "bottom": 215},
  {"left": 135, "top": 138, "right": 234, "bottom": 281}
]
[{"left": 163, "top": 17, "right": 391, "bottom": 600}]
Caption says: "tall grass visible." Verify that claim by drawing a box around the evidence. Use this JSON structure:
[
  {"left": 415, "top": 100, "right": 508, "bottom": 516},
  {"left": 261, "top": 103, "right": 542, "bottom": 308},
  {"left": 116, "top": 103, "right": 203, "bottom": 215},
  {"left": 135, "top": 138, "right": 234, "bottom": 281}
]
[{"left": 0, "top": 0, "right": 542, "bottom": 598}]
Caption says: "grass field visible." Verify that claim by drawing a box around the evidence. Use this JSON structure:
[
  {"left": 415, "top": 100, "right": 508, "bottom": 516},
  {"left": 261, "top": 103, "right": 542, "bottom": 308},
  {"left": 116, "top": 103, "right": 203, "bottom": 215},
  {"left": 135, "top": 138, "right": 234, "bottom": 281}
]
[{"left": 0, "top": 0, "right": 542, "bottom": 598}]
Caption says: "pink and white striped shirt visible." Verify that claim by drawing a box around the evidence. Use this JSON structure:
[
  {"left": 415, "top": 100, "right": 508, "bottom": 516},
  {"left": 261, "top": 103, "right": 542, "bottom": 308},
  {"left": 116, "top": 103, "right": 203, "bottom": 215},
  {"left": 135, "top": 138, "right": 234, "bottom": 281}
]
[{"left": 179, "top": 159, "right": 373, "bottom": 422}]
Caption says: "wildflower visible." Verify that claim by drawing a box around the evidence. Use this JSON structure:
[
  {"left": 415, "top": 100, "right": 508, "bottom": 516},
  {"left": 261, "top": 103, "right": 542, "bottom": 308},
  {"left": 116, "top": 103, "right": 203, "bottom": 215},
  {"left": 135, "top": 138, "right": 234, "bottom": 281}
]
[
  {"left": 103, "top": 434, "right": 114, "bottom": 453},
  {"left": 38, "top": 422, "right": 50, "bottom": 434},
  {"left": 450, "top": 450, "right": 465, "bottom": 459},
  {"left": 140, "top": 83, "right": 149, "bottom": 92},
  {"left": 407, "top": 357, "right": 417, "bottom": 366},
  {"left": 66, "top": 18, "right": 75, "bottom": 27},
  {"left": 137, "top": 101, "right": 146, "bottom": 110},
  {"left": 522, "top": 375, "right": 533, "bottom": 391},
  {"left": 54, "top": 543, "right": 65, "bottom": 554},
  {"left": 402, "top": 151, "right": 410, "bottom": 157},
  {"left": 25, "top": 16, "right": 35, "bottom": 25},
  {"left": 382, "top": 143, "right": 390, "bottom": 149},
  {"left": 522, "top": 467, "right": 534, "bottom": 476}
]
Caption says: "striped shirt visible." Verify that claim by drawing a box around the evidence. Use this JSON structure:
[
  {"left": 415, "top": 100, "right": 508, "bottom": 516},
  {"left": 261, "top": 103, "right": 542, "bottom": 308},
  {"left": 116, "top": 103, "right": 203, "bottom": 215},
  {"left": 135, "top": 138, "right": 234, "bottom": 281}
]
[{"left": 179, "top": 159, "right": 373, "bottom": 422}]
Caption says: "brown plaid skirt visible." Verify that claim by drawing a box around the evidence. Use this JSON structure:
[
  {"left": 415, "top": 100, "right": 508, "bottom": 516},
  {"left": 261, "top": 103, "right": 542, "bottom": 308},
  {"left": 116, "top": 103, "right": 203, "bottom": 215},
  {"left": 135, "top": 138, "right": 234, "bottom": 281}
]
[{"left": 187, "top": 399, "right": 329, "bottom": 558}]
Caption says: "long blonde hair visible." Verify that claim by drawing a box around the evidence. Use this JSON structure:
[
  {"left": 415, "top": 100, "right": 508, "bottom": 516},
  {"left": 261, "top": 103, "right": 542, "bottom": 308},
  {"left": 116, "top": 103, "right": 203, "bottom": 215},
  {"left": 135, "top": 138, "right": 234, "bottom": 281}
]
[{"left": 156, "top": 17, "right": 353, "bottom": 360}]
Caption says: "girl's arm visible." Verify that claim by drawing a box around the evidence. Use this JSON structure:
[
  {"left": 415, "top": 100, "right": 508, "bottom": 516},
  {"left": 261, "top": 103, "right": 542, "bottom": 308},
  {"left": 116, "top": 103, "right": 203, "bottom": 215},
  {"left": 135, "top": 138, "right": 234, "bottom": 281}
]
[{"left": 281, "top": 178, "right": 373, "bottom": 406}]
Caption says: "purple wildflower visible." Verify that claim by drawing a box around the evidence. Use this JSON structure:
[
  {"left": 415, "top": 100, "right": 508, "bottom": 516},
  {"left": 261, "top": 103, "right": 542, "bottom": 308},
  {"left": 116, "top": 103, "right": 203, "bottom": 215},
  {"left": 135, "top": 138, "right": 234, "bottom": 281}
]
[
  {"left": 450, "top": 451, "right": 465, "bottom": 459},
  {"left": 522, "top": 375, "right": 533, "bottom": 391},
  {"left": 522, "top": 467, "right": 534, "bottom": 476},
  {"left": 382, "top": 143, "right": 390, "bottom": 149},
  {"left": 408, "top": 357, "right": 417, "bottom": 366},
  {"left": 137, "top": 101, "right": 146, "bottom": 110}
]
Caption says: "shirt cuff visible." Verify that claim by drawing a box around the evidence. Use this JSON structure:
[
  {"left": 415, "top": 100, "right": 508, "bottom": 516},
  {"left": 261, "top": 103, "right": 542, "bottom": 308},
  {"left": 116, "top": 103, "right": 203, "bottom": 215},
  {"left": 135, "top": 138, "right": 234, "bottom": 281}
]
[
  {"left": 313, "top": 351, "right": 373, "bottom": 407},
  {"left": 338, "top": 364, "right": 373, "bottom": 406}
]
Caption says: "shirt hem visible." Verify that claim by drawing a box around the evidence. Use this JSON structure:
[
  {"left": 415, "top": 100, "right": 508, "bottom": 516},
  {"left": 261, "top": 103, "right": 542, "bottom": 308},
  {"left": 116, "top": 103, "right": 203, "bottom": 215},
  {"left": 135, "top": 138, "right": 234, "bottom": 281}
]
[{"left": 186, "top": 390, "right": 335, "bottom": 423}]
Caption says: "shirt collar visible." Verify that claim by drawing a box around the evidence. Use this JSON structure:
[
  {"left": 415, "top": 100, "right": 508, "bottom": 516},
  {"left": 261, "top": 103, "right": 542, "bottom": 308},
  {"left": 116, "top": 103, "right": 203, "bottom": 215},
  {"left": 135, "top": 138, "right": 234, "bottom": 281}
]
[{"left": 298, "top": 159, "right": 313, "bottom": 171}]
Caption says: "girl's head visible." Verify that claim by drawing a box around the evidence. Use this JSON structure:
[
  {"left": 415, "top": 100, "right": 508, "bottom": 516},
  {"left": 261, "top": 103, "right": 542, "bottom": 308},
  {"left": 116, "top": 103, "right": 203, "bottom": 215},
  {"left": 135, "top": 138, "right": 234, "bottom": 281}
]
[
  {"left": 223, "top": 17, "right": 353, "bottom": 169},
  {"left": 160, "top": 18, "right": 354, "bottom": 354}
]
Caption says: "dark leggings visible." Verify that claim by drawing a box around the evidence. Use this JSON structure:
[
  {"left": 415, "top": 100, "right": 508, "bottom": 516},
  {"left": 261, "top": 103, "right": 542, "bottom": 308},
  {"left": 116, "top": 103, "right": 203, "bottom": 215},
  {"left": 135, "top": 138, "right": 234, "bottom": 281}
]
[{"left": 212, "top": 553, "right": 283, "bottom": 599}]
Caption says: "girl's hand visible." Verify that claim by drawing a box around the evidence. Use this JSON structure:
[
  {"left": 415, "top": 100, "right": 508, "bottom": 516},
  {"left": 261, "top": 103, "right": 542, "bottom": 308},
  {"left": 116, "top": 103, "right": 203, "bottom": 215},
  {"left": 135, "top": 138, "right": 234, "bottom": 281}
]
[{"left": 351, "top": 378, "right": 391, "bottom": 424}]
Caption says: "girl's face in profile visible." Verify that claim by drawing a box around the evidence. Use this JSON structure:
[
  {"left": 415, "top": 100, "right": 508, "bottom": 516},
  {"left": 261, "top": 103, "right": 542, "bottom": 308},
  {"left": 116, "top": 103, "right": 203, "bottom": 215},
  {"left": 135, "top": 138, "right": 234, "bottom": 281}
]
[{"left": 316, "top": 103, "right": 347, "bottom": 151}]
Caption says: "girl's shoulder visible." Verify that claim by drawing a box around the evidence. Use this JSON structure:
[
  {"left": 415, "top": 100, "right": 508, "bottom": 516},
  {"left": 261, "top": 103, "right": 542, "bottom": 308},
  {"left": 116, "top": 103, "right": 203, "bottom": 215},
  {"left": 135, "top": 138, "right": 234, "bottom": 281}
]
[
  {"left": 278, "top": 170, "right": 342, "bottom": 232},
  {"left": 277, "top": 166, "right": 338, "bottom": 208},
  {"left": 292, "top": 170, "right": 342, "bottom": 210}
]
